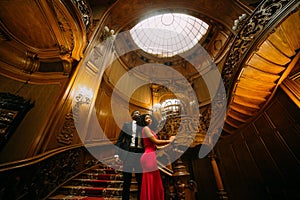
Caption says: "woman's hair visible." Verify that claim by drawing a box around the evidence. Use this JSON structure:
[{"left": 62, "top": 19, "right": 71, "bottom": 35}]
[{"left": 138, "top": 114, "right": 158, "bottom": 130}]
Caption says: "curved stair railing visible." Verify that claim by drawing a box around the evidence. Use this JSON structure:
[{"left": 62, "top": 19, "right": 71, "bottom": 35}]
[
  {"left": 46, "top": 160, "right": 129, "bottom": 199},
  {"left": 45, "top": 155, "right": 197, "bottom": 200},
  {"left": 0, "top": 143, "right": 110, "bottom": 200},
  {"left": 221, "top": 0, "right": 300, "bottom": 134}
]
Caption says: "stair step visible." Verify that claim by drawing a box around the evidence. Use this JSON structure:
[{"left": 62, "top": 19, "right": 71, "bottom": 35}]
[
  {"left": 57, "top": 185, "right": 137, "bottom": 197},
  {"left": 67, "top": 178, "right": 138, "bottom": 189},
  {"left": 48, "top": 194, "right": 88, "bottom": 199},
  {"left": 72, "top": 178, "right": 137, "bottom": 184},
  {"left": 91, "top": 168, "right": 119, "bottom": 174},
  {"left": 73, "top": 179, "right": 123, "bottom": 183},
  {"left": 62, "top": 185, "right": 137, "bottom": 192},
  {"left": 48, "top": 194, "right": 122, "bottom": 200},
  {"left": 81, "top": 173, "right": 123, "bottom": 180}
]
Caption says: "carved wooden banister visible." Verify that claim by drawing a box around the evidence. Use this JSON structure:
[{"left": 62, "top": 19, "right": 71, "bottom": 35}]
[
  {"left": 156, "top": 107, "right": 213, "bottom": 199},
  {"left": 0, "top": 144, "right": 107, "bottom": 199},
  {"left": 158, "top": 106, "right": 211, "bottom": 149},
  {"left": 221, "top": 0, "right": 300, "bottom": 98},
  {"left": 158, "top": 159, "right": 197, "bottom": 200}
]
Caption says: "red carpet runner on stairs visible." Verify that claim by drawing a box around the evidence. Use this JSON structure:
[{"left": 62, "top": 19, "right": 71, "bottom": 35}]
[{"left": 47, "top": 162, "right": 138, "bottom": 200}]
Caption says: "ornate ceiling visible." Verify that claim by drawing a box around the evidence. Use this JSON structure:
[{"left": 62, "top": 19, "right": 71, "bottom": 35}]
[{"left": 0, "top": 0, "right": 90, "bottom": 81}]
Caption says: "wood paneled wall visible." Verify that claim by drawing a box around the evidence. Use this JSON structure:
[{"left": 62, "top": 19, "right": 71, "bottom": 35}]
[
  {"left": 215, "top": 88, "right": 300, "bottom": 199},
  {"left": 0, "top": 75, "right": 63, "bottom": 163},
  {"left": 180, "top": 147, "right": 219, "bottom": 200},
  {"left": 94, "top": 80, "right": 149, "bottom": 143}
]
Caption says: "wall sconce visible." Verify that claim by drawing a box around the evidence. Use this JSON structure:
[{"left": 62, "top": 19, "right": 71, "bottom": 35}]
[
  {"left": 101, "top": 26, "right": 115, "bottom": 41},
  {"left": 232, "top": 13, "right": 247, "bottom": 31},
  {"left": 75, "top": 93, "right": 91, "bottom": 105},
  {"left": 74, "top": 86, "right": 93, "bottom": 106}
]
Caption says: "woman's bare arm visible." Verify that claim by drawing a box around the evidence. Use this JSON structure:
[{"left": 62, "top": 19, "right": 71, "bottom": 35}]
[
  {"left": 156, "top": 136, "right": 176, "bottom": 149},
  {"left": 144, "top": 126, "right": 174, "bottom": 145}
]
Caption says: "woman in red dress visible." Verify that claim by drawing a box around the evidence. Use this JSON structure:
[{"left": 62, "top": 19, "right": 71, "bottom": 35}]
[{"left": 138, "top": 114, "right": 175, "bottom": 200}]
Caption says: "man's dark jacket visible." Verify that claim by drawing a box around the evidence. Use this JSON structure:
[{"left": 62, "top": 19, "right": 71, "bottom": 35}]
[{"left": 115, "top": 121, "right": 143, "bottom": 160}]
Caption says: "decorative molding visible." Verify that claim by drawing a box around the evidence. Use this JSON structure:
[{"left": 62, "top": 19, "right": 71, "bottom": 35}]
[
  {"left": 23, "top": 51, "right": 40, "bottom": 74},
  {"left": 57, "top": 113, "right": 76, "bottom": 145},
  {"left": 59, "top": 53, "right": 74, "bottom": 75},
  {"left": 51, "top": 2, "right": 74, "bottom": 54}
]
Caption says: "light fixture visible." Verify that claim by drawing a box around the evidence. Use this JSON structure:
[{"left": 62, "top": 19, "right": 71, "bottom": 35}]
[
  {"left": 232, "top": 14, "right": 247, "bottom": 31},
  {"left": 101, "top": 26, "right": 115, "bottom": 41},
  {"left": 74, "top": 86, "right": 93, "bottom": 106},
  {"left": 75, "top": 93, "right": 91, "bottom": 105}
]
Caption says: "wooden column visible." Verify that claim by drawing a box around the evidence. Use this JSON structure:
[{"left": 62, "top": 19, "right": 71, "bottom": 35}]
[{"left": 209, "top": 150, "right": 228, "bottom": 199}]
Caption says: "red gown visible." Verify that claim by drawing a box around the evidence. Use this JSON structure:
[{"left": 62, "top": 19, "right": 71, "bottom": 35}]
[{"left": 140, "top": 127, "right": 164, "bottom": 200}]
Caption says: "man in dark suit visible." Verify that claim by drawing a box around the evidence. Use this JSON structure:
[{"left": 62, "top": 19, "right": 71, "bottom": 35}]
[{"left": 115, "top": 110, "right": 144, "bottom": 200}]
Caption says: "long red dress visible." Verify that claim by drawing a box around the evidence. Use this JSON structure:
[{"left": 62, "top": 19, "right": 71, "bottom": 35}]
[{"left": 140, "top": 127, "right": 164, "bottom": 200}]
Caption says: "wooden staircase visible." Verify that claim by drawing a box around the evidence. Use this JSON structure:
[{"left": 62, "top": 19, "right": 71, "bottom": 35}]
[{"left": 47, "top": 162, "right": 138, "bottom": 200}]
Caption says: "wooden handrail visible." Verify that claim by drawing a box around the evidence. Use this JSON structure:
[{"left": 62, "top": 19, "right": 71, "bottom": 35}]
[
  {"left": 0, "top": 142, "right": 112, "bottom": 199},
  {"left": 157, "top": 160, "right": 174, "bottom": 176}
]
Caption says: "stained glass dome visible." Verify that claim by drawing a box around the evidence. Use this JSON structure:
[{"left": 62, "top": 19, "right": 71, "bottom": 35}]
[{"left": 130, "top": 13, "right": 209, "bottom": 58}]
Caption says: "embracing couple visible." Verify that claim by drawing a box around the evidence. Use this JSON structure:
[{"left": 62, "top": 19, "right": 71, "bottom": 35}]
[{"left": 115, "top": 110, "right": 175, "bottom": 200}]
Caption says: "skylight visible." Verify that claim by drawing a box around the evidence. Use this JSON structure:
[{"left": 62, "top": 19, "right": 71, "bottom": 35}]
[{"left": 130, "top": 13, "right": 209, "bottom": 58}]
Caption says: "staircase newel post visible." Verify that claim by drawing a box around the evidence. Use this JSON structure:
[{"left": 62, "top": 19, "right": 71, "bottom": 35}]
[{"left": 172, "top": 158, "right": 197, "bottom": 200}]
